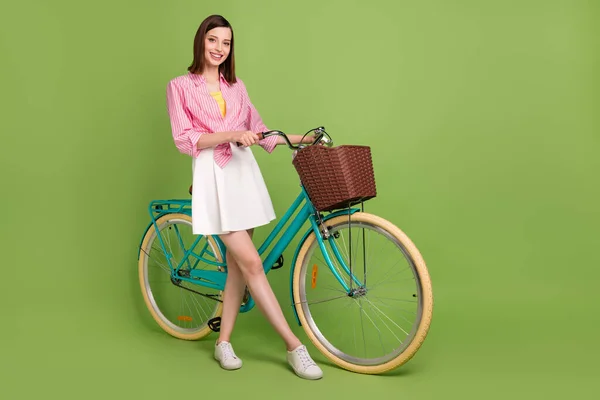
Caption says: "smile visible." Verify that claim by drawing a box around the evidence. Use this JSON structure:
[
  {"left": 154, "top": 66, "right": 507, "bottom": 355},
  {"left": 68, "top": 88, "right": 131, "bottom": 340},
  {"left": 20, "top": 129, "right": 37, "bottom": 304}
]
[{"left": 210, "top": 52, "right": 223, "bottom": 61}]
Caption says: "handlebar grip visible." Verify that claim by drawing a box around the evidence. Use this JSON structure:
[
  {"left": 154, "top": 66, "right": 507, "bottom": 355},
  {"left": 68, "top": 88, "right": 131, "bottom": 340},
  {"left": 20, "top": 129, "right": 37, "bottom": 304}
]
[{"left": 236, "top": 132, "right": 265, "bottom": 147}]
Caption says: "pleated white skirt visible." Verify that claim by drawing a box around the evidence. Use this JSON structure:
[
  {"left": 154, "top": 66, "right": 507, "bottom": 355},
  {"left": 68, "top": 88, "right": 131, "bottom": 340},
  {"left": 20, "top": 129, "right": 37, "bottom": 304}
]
[{"left": 191, "top": 144, "right": 276, "bottom": 235}]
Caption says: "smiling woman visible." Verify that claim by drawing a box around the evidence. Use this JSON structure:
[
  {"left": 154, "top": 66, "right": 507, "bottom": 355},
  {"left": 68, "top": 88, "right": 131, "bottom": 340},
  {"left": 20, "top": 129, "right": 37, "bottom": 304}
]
[
  {"left": 187, "top": 15, "right": 236, "bottom": 87},
  {"left": 203, "top": 30, "right": 232, "bottom": 77},
  {"left": 164, "top": 14, "right": 321, "bottom": 380}
]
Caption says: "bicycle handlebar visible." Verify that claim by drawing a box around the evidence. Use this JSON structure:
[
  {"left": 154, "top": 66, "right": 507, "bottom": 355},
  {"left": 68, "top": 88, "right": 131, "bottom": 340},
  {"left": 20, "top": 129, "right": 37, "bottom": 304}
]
[{"left": 236, "top": 126, "right": 333, "bottom": 149}]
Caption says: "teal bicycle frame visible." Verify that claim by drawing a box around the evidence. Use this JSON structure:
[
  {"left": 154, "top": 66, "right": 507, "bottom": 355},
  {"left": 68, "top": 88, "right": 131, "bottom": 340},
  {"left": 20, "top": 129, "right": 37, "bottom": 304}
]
[{"left": 140, "top": 186, "right": 361, "bottom": 325}]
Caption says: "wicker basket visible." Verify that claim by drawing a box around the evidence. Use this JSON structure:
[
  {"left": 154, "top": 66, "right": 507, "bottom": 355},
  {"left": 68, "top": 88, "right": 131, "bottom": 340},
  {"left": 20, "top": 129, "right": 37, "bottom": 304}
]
[{"left": 292, "top": 144, "right": 377, "bottom": 211}]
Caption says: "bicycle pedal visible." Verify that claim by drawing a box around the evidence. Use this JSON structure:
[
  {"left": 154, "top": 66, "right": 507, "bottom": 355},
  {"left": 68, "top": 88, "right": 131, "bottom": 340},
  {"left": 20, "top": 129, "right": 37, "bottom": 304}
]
[{"left": 208, "top": 317, "right": 221, "bottom": 332}]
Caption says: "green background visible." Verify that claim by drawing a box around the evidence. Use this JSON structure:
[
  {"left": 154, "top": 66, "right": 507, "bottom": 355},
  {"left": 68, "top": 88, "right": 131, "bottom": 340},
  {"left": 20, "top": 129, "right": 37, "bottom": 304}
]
[{"left": 1, "top": 0, "right": 598, "bottom": 398}]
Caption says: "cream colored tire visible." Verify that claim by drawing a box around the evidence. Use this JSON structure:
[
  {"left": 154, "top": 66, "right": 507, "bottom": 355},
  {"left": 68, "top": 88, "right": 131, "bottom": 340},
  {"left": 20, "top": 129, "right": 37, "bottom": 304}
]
[
  {"left": 138, "top": 213, "right": 224, "bottom": 340},
  {"left": 292, "top": 212, "right": 433, "bottom": 374}
]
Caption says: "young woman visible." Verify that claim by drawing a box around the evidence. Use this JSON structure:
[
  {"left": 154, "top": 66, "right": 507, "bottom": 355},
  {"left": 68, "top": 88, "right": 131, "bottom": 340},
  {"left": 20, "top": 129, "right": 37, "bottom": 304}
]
[{"left": 165, "top": 15, "right": 323, "bottom": 380}]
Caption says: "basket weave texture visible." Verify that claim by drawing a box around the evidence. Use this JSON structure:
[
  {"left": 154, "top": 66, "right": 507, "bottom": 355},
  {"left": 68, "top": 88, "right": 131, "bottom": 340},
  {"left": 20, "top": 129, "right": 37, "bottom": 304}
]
[{"left": 292, "top": 144, "right": 377, "bottom": 211}]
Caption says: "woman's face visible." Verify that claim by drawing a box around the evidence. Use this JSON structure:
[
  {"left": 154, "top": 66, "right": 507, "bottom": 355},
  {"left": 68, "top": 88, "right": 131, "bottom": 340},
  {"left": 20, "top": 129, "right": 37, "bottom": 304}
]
[{"left": 204, "top": 27, "right": 231, "bottom": 68}]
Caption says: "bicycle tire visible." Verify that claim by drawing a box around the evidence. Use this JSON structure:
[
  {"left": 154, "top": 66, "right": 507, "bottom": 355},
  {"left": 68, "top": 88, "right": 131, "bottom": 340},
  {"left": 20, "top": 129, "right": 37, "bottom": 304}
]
[
  {"left": 138, "top": 213, "right": 224, "bottom": 340},
  {"left": 292, "top": 212, "right": 433, "bottom": 374}
]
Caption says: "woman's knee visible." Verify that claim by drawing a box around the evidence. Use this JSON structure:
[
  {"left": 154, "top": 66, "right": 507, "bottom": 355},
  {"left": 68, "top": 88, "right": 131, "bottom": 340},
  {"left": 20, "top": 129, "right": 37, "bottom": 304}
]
[{"left": 238, "top": 254, "right": 263, "bottom": 277}]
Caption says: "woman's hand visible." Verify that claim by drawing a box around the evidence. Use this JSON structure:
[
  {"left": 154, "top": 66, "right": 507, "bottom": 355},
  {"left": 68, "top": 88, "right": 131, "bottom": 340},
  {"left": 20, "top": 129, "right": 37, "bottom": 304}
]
[{"left": 230, "top": 130, "right": 259, "bottom": 147}]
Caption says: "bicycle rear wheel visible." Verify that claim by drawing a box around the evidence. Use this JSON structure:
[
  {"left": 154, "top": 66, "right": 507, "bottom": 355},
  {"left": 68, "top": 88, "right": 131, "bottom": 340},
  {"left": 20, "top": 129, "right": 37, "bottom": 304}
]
[
  {"left": 292, "top": 212, "right": 433, "bottom": 374},
  {"left": 138, "top": 213, "right": 224, "bottom": 340}
]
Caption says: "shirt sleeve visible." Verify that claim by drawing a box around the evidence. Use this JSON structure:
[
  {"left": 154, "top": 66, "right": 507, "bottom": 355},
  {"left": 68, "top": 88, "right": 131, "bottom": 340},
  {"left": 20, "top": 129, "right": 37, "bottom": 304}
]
[
  {"left": 240, "top": 80, "right": 278, "bottom": 153},
  {"left": 166, "top": 79, "right": 206, "bottom": 158}
]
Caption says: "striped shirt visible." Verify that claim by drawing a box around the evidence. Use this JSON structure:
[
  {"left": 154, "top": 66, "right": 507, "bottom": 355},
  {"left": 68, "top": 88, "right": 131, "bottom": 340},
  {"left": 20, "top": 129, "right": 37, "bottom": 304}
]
[{"left": 166, "top": 72, "right": 278, "bottom": 167}]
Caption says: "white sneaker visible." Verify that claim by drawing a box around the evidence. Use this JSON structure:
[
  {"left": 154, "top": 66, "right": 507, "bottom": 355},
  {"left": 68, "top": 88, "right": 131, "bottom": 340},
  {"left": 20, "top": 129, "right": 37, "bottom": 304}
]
[
  {"left": 287, "top": 345, "right": 323, "bottom": 380},
  {"left": 214, "top": 341, "right": 243, "bottom": 370}
]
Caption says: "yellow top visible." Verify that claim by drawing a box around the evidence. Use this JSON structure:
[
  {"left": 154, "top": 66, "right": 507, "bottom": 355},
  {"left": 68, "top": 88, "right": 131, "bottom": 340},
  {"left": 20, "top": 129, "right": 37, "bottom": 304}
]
[{"left": 210, "top": 91, "right": 226, "bottom": 117}]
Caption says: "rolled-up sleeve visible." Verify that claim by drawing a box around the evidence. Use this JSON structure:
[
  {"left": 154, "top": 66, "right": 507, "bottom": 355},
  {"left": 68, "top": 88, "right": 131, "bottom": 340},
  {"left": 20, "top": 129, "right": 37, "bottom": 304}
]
[{"left": 166, "top": 80, "right": 205, "bottom": 158}]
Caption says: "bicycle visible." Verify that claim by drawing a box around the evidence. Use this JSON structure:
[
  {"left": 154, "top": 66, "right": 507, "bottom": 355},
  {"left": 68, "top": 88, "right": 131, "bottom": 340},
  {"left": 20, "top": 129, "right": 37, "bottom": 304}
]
[{"left": 137, "top": 127, "right": 433, "bottom": 374}]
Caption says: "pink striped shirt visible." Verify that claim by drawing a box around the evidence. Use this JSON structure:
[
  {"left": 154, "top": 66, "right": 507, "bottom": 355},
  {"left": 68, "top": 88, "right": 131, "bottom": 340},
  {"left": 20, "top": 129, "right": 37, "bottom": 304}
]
[{"left": 166, "top": 72, "right": 278, "bottom": 167}]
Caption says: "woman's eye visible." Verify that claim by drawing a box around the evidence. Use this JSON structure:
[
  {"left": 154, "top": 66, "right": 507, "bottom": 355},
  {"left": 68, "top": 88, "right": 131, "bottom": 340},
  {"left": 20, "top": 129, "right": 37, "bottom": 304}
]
[
  {"left": 224, "top": 42, "right": 230, "bottom": 46},
  {"left": 208, "top": 38, "right": 215, "bottom": 42}
]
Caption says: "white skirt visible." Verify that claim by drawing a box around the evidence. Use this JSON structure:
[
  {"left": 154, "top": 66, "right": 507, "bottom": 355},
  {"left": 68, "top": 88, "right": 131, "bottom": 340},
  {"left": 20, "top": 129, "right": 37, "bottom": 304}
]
[{"left": 191, "top": 144, "right": 276, "bottom": 235}]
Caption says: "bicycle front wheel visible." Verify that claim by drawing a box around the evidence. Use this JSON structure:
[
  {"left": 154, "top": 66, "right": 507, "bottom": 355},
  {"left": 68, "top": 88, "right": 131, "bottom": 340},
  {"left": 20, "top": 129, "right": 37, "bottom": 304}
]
[
  {"left": 138, "top": 213, "right": 224, "bottom": 340},
  {"left": 292, "top": 212, "right": 433, "bottom": 374}
]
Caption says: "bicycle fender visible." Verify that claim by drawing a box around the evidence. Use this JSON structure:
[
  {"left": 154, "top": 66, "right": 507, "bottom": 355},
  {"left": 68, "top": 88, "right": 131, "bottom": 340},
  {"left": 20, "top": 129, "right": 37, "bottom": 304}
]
[
  {"left": 137, "top": 220, "right": 155, "bottom": 259},
  {"left": 289, "top": 208, "right": 360, "bottom": 325}
]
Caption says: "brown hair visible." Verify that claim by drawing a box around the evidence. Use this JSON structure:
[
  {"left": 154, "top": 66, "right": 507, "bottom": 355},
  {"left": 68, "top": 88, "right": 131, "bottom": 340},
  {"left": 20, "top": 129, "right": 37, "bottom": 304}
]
[{"left": 188, "top": 15, "right": 236, "bottom": 84}]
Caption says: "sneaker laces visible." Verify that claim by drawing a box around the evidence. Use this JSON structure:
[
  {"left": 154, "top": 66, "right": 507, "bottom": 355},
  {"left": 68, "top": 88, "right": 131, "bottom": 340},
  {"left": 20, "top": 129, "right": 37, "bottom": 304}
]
[
  {"left": 219, "top": 342, "right": 238, "bottom": 360},
  {"left": 295, "top": 347, "right": 316, "bottom": 370}
]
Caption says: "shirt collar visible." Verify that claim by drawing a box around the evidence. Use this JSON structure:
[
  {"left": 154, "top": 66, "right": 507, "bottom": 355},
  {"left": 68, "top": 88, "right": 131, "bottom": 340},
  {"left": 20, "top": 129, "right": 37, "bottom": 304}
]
[{"left": 188, "top": 71, "right": 230, "bottom": 87}]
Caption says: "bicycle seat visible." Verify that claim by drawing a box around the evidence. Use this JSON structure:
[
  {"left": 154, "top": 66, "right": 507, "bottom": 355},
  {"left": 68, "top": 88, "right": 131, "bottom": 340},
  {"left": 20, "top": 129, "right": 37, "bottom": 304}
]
[{"left": 189, "top": 184, "right": 193, "bottom": 195}]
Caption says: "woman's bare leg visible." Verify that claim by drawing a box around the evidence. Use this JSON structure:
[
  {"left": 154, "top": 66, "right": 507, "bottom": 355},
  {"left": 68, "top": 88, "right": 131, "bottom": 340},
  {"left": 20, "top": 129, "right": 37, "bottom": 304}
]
[
  {"left": 218, "top": 229, "right": 301, "bottom": 351},
  {"left": 217, "top": 229, "right": 253, "bottom": 344}
]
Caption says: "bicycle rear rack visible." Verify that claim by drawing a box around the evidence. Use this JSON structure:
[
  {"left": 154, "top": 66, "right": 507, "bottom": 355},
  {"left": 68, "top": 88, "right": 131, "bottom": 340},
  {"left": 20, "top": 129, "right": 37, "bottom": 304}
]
[{"left": 148, "top": 199, "right": 192, "bottom": 220}]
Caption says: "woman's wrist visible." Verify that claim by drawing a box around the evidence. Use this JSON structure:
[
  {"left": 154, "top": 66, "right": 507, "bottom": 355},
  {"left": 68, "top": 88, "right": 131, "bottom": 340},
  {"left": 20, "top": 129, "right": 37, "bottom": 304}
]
[
  {"left": 196, "top": 131, "right": 241, "bottom": 149},
  {"left": 303, "top": 135, "right": 314, "bottom": 144}
]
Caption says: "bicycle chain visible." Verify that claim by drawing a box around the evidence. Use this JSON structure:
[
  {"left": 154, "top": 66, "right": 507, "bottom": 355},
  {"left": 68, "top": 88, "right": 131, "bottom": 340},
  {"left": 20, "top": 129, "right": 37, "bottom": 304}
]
[{"left": 171, "top": 275, "right": 223, "bottom": 303}]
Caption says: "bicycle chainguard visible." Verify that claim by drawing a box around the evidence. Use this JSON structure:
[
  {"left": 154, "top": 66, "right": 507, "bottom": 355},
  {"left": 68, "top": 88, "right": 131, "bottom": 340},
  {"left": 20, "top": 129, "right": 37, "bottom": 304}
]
[{"left": 271, "top": 255, "right": 284, "bottom": 270}]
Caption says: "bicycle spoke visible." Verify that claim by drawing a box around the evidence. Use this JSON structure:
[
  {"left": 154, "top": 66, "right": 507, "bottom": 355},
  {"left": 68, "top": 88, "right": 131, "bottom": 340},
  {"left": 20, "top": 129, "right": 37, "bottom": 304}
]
[
  {"left": 369, "top": 295, "right": 417, "bottom": 304},
  {"left": 320, "top": 285, "right": 348, "bottom": 295},
  {"left": 365, "top": 234, "right": 389, "bottom": 272},
  {"left": 148, "top": 242, "right": 172, "bottom": 274},
  {"left": 179, "top": 284, "right": 186, "bottom": 326},
  {"left": 186, "top": 282, "right": 211, "bottom": 321},
  {"left": 148, "top": 257, "right": 171, "bottom": 275},
  {"left": 164, "top": 229, "right": 174, "bottom": 261},
  {"left": 337, "top": 228, "right": 360, "bottom": 277},
  {"left": 183, "top": 292, "right": 196, "bottom": 328},
  {"left": 364, "top": 299, "right": 389, "bottom": 355},
  {"left": 352, "top": 229, "right": 360, "bottom": 276},
  {"left": 363, "top": 297, "right": 410, "bottom": 337},
  {"left": 367, "top": 231, "right": 380, "bottom": 288},
  {"left": 356, "top": 297, "right": 389, "bottom": 357},
  {"left": 141, "top": 243, "right": 170, "bottom": 275},
  {"left": 357, "top": 298, "right": 368, "bottom": 358},
  {"left": 179, "top": 283, "right": 199, "bottom": 328},
  {"left": 366, "top": 296, "right": 417, "bottom": 314},
  {"left": 295, "top": 294, "right": 347, "bottom": 306},
  {"left": 187, "top": 291, "right": 208, "bottom": 326},
  {"left": 370, "top": 277, "right": 416, "bottom": 292},
  {"left": 368, "top": 262, "right": 409, "bottom": 291},
  {"left": 336, "top": 232, "right": 354, "bottom": 284}
]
